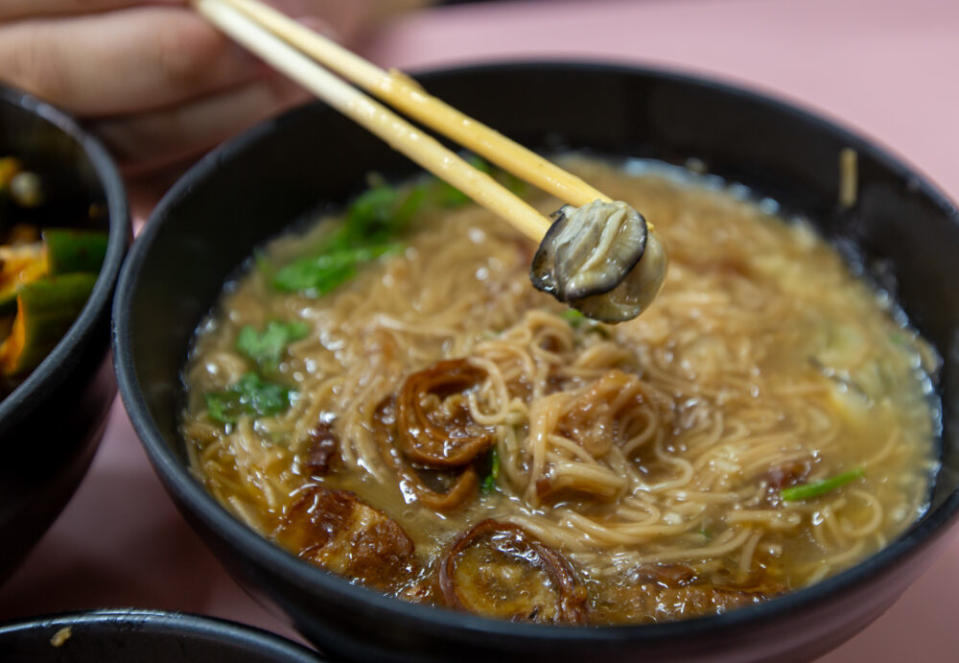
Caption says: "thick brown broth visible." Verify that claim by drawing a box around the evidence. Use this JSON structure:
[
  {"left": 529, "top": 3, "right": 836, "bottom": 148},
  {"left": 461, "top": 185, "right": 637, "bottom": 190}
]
[{"left": 181, "top": 157, "right": 938, "bottom": 624}]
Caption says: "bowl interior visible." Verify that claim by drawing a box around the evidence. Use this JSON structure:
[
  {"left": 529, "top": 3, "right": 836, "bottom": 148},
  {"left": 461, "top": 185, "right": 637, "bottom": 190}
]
[{"left": 116, "top": 63, "right": 959, "bottom": 657}]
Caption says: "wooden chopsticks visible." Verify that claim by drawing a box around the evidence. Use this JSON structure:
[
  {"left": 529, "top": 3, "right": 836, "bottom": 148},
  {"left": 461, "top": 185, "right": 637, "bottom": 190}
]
[{"left": 192, "top": 0, "right": 610, "bottom": 242}]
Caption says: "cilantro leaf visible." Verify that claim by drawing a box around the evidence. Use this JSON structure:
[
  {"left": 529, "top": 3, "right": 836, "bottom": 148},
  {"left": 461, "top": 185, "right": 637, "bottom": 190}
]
[
  {"left": 205, "top": 372, "right": 296, "bottom": 424},
  {"left": 272, "top": 244, "right": 400, "bottom": 294},
  {"left": 236, "top": 319, "right": 309, "bottom": 370}
]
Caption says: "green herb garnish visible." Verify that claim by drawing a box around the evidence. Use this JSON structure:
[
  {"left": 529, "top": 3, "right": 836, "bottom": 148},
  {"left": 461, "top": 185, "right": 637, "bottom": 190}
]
[
  {"left": 270, "top": 180, "right": 420, "bottom": 296},
  {"left": 340, "top": 185, "right": 398, "bottom": 245},
  {"left": 481, "top": 447, "right": 501, "bottom": 494},
  {"left": 561, "top": 308, "right": 610, "bottom": 338},
  {"left": 236, "top": 319, "right": 309, "bottom": 370},
  {"left": 780, "top": 468, "right": 865, "bottom": 502},
  {"left": 268, "top": 156, "right": 519, "bottom": 297},
  {"left": 434, "top": 181, "right": 471, "bottom": 208},
  {"left": 393, "top": 185, "right": 429, "bottom": 229},
  {"left": 205, "top": 372, "right": 296, "bottom": 424},
  {"left": 272, "top": 243, "right": 401, "bottom": 294},
  {"left": 562, "top": 309, "right": 586, "bottom": 327}
]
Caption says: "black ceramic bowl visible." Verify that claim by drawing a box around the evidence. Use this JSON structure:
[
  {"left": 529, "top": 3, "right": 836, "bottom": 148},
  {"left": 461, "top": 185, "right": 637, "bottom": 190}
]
[
  {"left": 0, "top": 87, "right": 128, "bottom": 582},
  {"left": 0, "top": 609, "right": 321, "bottom": 662},
  {"left": 114, "top": 63, "right": 959, "bottom": 662}
]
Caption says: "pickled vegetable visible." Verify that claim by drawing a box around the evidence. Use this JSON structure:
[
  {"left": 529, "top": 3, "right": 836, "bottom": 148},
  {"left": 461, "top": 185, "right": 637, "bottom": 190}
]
[{"left": 0, "top": 273, "right": 97, "bottom": 376}]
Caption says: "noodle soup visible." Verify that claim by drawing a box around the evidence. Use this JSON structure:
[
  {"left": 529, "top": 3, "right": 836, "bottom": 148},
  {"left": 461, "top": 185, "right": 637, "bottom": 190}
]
[{"left": 181, "top": 157, "right": 938, "bottom": 625}]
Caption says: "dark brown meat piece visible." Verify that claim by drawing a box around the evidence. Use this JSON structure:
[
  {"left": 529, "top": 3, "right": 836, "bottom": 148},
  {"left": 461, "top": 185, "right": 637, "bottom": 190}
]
[
  {"left": 632, "top": 563, "right": 699, "bottom": 588},
  {"left": 374, "top": 396, "right": 479, "bottom": 511},
  {"left": 411, "top": 465, "right": 479, "bottom": 510},
  {"left": 764, "top": 460, "right": 813, "bottom": 491},
  {"left": 397, "top": 570, "right": 442, "bottom": 605},
  {"left": 303, "top": 421, "right": 339, "bottom": 476},
  {"left": 273, "top": 485, "right": 416, "bottom": 591},
  {"left": 590, "top": 565, "right": 782, "bottom": 624},
  {"left": 439, "top": 520, "right": 588, "bottom": 624},
  {"left": 396, "top": 359, "right": 494, "bottom": 467},
  {"left": 762, "top": 459, "right": 814, "bottom": 506},
  {"left": 602, "top": 584, "right": 772, "bottom": 623}
]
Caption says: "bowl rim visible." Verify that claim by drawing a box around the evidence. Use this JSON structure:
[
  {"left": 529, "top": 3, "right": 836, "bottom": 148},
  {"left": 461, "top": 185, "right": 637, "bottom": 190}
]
[
  {"left": 0, "top": 608, "right": 321, "bottom": 661},
  {"left": 0, "top": 85, "right": 129, "bottom": 433},
  {"left": 114, "top": 60, "right": 959, "bottom": 645}
]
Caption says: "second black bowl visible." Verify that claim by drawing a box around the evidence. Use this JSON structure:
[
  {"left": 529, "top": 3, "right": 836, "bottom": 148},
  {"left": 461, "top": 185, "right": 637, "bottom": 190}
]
[
  {"left": 115, "top": 62, "right": 959, "bottom": 662},
  {"left": 0, "top": 609, "right": 320, "bottom": 662},
  {"left": 0, "top": 87, "right": 128, "bottom": 582}
]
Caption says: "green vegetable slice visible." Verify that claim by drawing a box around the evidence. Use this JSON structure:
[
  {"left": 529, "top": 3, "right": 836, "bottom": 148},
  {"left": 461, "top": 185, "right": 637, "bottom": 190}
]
[
  {"left": 0, "top": 272, "right": 97, "bottom": 376},
  {"left": 43, "top": 229, "right": 109, "bottom": 274},
  {"left": 0, "top": 229, "right": 108, "bottom": 315},
  {"left": 780, "top": 468, "right": 865, "bottom": 502},
  {"left": 236, "top": 319, "right": 309, "bottom": 370},
  {"left": 205, "top": 372, "right": 296, "bottom": 424}
]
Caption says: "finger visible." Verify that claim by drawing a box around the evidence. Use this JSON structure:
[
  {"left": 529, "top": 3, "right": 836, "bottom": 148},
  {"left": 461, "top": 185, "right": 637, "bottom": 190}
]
[
  {"left": 0, "top": 0, "right": 324, "bottom": 22},
  {"left": 0, "top": 1, "right": 185, "bottom": 23},
  {"left": 0, "top": 7, "right": 263, "bottom": 117},
  {"left": 90, "top": 75, "right": 308, "bottom": 172}
]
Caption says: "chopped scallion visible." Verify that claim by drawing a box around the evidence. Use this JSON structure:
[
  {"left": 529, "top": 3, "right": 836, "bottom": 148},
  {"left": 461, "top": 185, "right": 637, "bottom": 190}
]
[
  {"left": 481, "top": 447, "right": 500, "bottom": 494},
  {"left": 561, "top": 309, "right": 586, "bottom": 327},
  {"left": 780, "top": 468, "right": 864, "bottom": 502}
]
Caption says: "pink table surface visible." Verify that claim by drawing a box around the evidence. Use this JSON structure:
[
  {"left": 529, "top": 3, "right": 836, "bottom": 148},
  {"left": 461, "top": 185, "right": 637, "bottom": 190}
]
[{"left": 3, "top": 0, "right": 959, "bottom": 660}]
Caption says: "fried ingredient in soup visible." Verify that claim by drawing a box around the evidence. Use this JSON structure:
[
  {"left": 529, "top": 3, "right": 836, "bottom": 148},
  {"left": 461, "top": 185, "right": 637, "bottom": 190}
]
[
  {"left": 274, "top": 485, "right": 416, "bottom": 592},
  {"left": 440, "top": 520, "right": 589, "bottom": 624},
  {"left": 181, "top": 157, "right": 939, "bottom": 625}
]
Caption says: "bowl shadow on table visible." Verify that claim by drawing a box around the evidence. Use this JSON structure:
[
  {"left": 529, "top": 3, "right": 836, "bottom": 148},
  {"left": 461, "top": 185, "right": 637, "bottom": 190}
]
[{"left": 0, "top": 470, "right": 224, "bottom": 618}]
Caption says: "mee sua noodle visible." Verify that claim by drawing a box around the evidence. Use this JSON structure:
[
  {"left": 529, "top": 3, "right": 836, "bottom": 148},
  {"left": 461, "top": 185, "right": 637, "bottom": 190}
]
[{"left": 181, "top": 157, "right": 939, "bottom": 625}]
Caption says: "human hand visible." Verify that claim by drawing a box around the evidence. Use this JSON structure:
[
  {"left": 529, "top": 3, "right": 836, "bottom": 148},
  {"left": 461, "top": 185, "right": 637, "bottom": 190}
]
[{"left": 0, "top": 1, "right": 425, "bottom": 174}]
